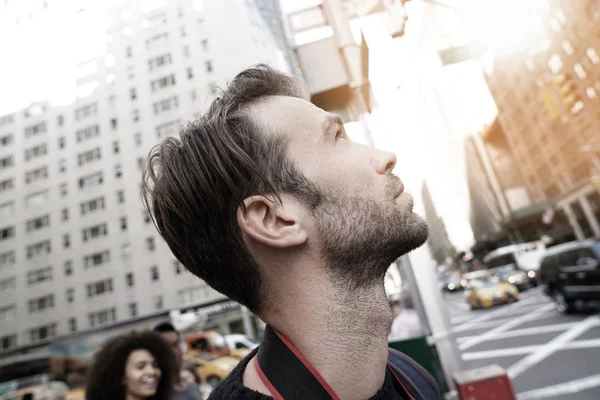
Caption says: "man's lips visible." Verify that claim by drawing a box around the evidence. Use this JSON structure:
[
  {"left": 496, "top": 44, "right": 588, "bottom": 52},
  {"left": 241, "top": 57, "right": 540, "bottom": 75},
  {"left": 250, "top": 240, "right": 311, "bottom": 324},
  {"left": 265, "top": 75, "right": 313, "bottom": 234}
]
[{"left": 394, "top": 182, "right": 405, "bottom": 198}]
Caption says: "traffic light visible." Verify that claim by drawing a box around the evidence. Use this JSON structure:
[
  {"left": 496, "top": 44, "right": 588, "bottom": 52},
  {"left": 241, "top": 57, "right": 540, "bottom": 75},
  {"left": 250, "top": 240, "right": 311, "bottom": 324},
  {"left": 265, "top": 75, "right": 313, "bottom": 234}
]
[{"left": 553, "top": 72, "right": 580, "bottom": 111}]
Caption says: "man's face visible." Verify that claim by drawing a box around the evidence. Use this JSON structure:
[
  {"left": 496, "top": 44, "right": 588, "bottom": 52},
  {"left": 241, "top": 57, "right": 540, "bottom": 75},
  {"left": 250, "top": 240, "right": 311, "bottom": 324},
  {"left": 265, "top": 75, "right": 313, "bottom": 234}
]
[
  {"left": 255, "top": 96, "right": 428, "bottom": 287},
  {"left": 159, "top": 331, "right": 182, "bottom": 368}
]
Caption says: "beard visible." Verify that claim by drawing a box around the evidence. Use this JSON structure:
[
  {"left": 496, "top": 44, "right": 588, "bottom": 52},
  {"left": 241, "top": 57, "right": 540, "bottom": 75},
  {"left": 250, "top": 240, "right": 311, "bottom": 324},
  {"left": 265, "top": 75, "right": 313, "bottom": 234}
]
[{"left": 312, "top": 182, "right": 429, "bottom": 290}]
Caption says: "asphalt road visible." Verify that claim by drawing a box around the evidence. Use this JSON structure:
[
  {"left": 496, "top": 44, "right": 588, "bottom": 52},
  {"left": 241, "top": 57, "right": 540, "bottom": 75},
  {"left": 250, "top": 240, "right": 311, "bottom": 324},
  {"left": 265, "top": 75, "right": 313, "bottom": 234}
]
[{"left": 444, "top": 287, "right": 600, "bottom": 400}]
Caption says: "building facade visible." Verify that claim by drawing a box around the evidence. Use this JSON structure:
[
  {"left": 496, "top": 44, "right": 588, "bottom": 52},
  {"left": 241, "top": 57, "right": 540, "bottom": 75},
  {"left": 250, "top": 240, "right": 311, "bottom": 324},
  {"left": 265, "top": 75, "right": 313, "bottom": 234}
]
[
  {"left": 0, "top": 0, "right": 289, "bottom": 359},
  {"left": 482, "top": 0, "right": 600, "bottom": 240}
]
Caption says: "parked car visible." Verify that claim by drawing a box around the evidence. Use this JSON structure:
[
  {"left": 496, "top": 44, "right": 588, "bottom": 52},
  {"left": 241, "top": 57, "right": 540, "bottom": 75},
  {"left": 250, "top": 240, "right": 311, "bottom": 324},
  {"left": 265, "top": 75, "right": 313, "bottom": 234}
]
[
  {"left": 439, "top": 275, "right": 464, "bottom": 292},
  {"left": 464, "top": 277, "right": 519, "bottom": 310},
  {"left": 539, "top": 239, "right": 600, "bottom": 314},
  {"left": 490, "top": 266, "right": 530, "bottom": 292},
  {"left": 484, "top": 241, "right": 546, "bottom": 288}
]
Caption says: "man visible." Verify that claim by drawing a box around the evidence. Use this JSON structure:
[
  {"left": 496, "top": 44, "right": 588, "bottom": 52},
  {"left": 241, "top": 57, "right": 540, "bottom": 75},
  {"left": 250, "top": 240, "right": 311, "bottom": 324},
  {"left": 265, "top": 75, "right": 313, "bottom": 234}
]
[
  {"left": 154, "top": 322, "right": 203, "bottom": 400},
  {"left": 143, "top": 65, "right": 440, "bottom": 399}
]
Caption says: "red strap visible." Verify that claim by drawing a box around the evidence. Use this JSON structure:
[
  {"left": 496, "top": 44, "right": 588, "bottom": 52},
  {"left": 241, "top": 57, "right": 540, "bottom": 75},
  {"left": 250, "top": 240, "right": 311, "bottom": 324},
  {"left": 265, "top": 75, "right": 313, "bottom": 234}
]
[
  {"left": 388, "top": 364, "right": 417, "bottom": 400},
  {"left": 254, "top": 356, "right": 285, "bottom": 400}
]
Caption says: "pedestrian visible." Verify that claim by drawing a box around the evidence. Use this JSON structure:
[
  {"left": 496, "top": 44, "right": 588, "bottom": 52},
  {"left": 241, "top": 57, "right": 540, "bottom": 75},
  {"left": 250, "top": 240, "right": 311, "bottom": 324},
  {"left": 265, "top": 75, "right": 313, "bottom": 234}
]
[
  {"left": 389, "top": 296, "right": 423, "bottom": 340},
  {"left": 142, "top": 65, "right": 440, "bottom": 399},
  {"left": 34, "top": 381, "right": 69, "bottom": 400},
  {"left": 181, "top": 362, "right": 201, "bottom": 386},
  {"left": 85, "top": 331, "right": 176, "bottom": 400},
  {"left": 153, "top": 323, "right": 203, "bottom": 400}
]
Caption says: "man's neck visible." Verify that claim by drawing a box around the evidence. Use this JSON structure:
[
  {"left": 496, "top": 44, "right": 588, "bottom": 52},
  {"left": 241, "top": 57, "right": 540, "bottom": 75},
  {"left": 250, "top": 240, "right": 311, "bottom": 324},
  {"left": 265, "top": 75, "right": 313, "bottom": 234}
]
[{"left": 245, "top": 277, "right": 392, "bottom": 400}]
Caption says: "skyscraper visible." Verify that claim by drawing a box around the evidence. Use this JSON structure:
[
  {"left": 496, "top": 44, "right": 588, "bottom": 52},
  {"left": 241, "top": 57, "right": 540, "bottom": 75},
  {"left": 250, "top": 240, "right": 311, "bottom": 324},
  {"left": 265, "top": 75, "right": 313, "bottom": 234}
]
[
  {"left": 0, "top": 0, "right": 289, "bottom": 357},
  {"left": 482, "top": 0, "right": 600, "bottom": 240}
]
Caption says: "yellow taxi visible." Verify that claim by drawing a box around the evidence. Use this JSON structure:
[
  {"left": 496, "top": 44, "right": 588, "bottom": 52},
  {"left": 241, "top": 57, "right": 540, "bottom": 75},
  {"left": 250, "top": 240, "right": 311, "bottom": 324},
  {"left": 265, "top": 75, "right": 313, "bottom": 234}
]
[
  {"left": 465, "top": 277, "right": 519, "bottom": 310},
  {"left": 183, "top": 354, "right": 239, "bottom": 388}
]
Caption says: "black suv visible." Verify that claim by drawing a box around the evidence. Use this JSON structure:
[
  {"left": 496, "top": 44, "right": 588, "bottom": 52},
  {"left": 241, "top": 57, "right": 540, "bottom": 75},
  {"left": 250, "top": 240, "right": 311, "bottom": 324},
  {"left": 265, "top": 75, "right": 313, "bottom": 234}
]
[{"left": 539, "top": 239, "right": 600, "bottom": 314}]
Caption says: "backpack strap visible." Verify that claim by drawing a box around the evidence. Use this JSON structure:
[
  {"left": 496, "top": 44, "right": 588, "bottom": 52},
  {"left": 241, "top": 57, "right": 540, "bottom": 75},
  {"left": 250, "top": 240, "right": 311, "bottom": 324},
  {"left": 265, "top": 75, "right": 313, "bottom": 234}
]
[{"left": 387, "top": 349, "right": 442, "bottom": 400}]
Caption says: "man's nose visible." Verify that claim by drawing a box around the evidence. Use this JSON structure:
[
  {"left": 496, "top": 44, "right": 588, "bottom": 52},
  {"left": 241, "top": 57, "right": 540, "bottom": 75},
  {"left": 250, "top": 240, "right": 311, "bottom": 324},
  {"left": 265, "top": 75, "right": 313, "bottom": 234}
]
[{"left": 372, "top": 150, "right": 397, "bottom": 175}]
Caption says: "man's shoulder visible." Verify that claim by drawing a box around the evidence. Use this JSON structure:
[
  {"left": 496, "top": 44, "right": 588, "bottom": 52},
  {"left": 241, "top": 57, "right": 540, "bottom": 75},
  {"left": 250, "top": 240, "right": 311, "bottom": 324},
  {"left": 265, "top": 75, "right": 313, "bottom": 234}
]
[{"left": 387, "top": 348, "right": 442, "bottom": 400}]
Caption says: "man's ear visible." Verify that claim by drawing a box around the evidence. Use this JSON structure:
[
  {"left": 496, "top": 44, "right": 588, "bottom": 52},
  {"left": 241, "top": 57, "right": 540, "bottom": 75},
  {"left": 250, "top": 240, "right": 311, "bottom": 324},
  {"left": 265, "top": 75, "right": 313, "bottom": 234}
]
[{"left": 237, "top": 195, "right": 307, "bottom": 248}]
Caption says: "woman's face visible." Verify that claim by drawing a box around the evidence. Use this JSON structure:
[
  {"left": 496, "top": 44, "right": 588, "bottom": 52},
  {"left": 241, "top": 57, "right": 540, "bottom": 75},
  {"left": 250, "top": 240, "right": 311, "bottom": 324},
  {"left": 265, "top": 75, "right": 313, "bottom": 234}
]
[{"left": 124, "top": 349, "right": 162, "bottom": 399}]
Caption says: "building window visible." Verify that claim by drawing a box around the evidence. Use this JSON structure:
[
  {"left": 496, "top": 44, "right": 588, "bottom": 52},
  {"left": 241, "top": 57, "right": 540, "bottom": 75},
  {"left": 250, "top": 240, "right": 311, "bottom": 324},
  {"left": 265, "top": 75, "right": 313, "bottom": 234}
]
[
  {"left": 29, "top": 323, "right": 57, "bottom": 343},
  {"left": 0, "top": 251, "right": 16, "bottom": 270},
  {"left": 117, "top": 190, "right": 125, "bottom": 204},
  {"left": 147, "top": 237, "right": 155, "bottom": 251},
  {"left": 115, "top": 164, "right": 123, "bottom": 179},
  {"left": 143, "top": 211, "right": 151, "bottom": 224},
  {"left": 0, "top": 334, "right": 17, "bottom": 351},
  {"left": 126, "top": 272, "right": 134, "bottom": 287},
  {"left": 28, "top": 294, "right": 55, "bottom": 313},
  {"left": 148, "top": 54, "right": 172, "bottom": 71},
  {"left": 153, "top": 295, "right": 163, "bottom": 310},
  {"left": 0, "top": 277, "right": 16, "bottom": 294},
  {"left": 174, "top": 260, "right": 183, "bottom": 275},
  {"left": 82, "top": 223, "right": 108, "bottom": 242},
  {"left": 25, "top": 143, "right": 48, "bottom": 161},
  {"left": 77, "top": 147, "right": 101, "bottom": 166},
  {"left": 128, "top": 302, "right": 138, "bottom": 317},
  {"left": 201, "top": 39, "right": 208, "bottom": 51},
  {"left": 76, "top": 125, "right": 100, "bottom": 142},
  {"left": 81, "top": 197, "right": 105, "bottom": 215},
  {"left": 89, "top": 308, "right": 116, "bottom": 328},
  {"left": 111, "top": 118, "right": 118, "bottom": 130},
  {"left": 25, "top": 166, "right": 48, "bottom": 184},
  {"left": 153, "top": 96, "right": 179, "bottom": 115},
  {"left": 58, "top": 136, "right": 66, "bottom": 149},
  {"left": 145, "top": 33, "right": 169, "bottom": 51},
  {"left": 24, "top": 190, "right": 49, "bottom": 209},
  {"left": 205, "top": 61, "right": 213, "bottom": 73},
  {"left": 75, "top": 103, "right": 98, "bottom": 120},
  {"left": 0, "top": 134, "right": 12, "bottom": 146},
  {"left": 84, "top": 250, "right": 110, "bottom": 268},
  {"left": 66, "top": 288, "right": 74, "bottom": 303},
  {"left": 86, "top": 278, "right": 113, "bottom": 298},
  {"left": 561, "top": 40, "right": 573, "bottom": 55},
  {"left": 0, "top": 226, "right": 15, "bottom": 242},
  {"left": 186, "top": 67, "right": 193, "bottom": 80},
  {"left": 26, "top": 240, "right": 51, "bottom": 259},
  {"left": 574, "top": 63, "right": 587, "bottom": 79},
  {"left": 133, "top": 109, "right": 140, "bottom": 122},
  {"left": 183, "top": 46, "right": 190, "bottom": 58},
  {"left": 79, "top": 171, "right": 103, "bottom": 190},
  {"left": 0, "top": 114, "right": 14, "bottom": 126},
  {"left": 57, "top": 114, "right": 64, "bottom": 126},
  {"left": 68, "top": 318, "right": 77, "bottom": 332},
  {"left": 0, "top": 305, "right": 16, "bottom": 324},
  {"left": 150, "top": 265, "right": 159, "bottom": 281},
  {"left": 126, "top": 46, "right": 132, "bottom": 57},
  {"left": 130, "top": 87, "right": 137, "bottom": 100},
  {"left": 134, "top": 133, "right": 142, "bottom": 146},
  {"left": 137, "top": 157, "right": 143, "bottom": 170},
  {"left": 156, "top": 120, "right": 179, "bottom": 139},
  {"left": 112, "top": 140, "right": 120, "bottom": 154},
  {"left": 63, "top": 234, "right": 70, "bottom": 248},
  {"left": 122, "top": 243, "right": 132, "bottom": 259},
  {"left": 60, "top": 183, "right": 68, "bottom": 197},
  {"left": 0, "top": 178, "right": 14, "bottom": 194},
  {"left": 0, "top": 202, "right": 14, "bottom": 218},
  {"left": 26, "top": 215, "right": 50, "bottom": 232},
  {"left": 586, "top": 87, "right": 597, "bottom": 99},
  {"left": 120, "top": 216, "right": 128, "bottom": 231},
  {"left": 64, "top": 260, "right": 73, "bottom": 276},
  {"left": 548, "top": 54, "right": 562, "bottom": 74},
  {"left": 190, "top": 89, "right": 197, "bottom": 101},
  {"left": 27, "top": 267, "right": 52, "bottom": 285},
  {"left": 180, "top": 26, "right": 186, "bottom": 37},
  {"left": 24, "top": 122, "right": 47, "bottom": 138},
  {"left": 150, "top": 74, "right": 176, "bottom": 92},
  {"left": 62, "top": 208, "right": 69, "bottom": 221},
  {"left": 58, "top": 159, "right": 67, "bottom": 173},
  {"left": 586, "top": 47, "right": 600, "bottom": 64},
  {"left": 0, "top": 155, "right": 14, "bottom": 171}
]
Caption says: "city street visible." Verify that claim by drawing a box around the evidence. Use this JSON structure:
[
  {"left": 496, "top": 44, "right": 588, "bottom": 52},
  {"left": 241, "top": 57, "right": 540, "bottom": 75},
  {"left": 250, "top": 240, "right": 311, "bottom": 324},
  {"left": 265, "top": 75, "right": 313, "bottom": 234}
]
[{"left": 444, "top": 288, "right": 600, "bottom": 399}]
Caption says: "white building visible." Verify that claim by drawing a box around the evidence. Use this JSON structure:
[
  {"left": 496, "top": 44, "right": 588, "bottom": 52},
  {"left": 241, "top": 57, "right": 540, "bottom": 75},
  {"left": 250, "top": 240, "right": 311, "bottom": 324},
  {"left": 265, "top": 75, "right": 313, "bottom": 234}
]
[{"left": 0, "top": 0, "right": 289, "bottom": 359}]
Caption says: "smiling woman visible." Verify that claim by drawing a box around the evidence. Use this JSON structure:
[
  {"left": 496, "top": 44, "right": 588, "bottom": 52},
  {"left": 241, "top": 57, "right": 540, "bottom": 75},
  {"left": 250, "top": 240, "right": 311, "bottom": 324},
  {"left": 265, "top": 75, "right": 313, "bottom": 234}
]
[{"left": 86, "top": 331, "right": 177, "bottom": 400}]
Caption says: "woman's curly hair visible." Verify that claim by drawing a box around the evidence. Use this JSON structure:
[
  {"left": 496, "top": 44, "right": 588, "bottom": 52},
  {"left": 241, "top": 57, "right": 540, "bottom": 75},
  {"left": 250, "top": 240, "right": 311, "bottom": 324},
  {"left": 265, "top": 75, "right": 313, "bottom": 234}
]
[{"left": 85, "top": 331, "right": 176, "bottom": 400}]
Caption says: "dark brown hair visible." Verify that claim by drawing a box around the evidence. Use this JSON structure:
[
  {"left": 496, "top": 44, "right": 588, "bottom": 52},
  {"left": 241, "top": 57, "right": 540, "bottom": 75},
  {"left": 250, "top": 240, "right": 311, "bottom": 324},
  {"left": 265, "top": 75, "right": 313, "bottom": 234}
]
[
  {"left": 142, "top": 64, "right": 320, "bottom": 313},
  {"left": 85, "top": 331, "right": 176, "bottom": 400}
]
